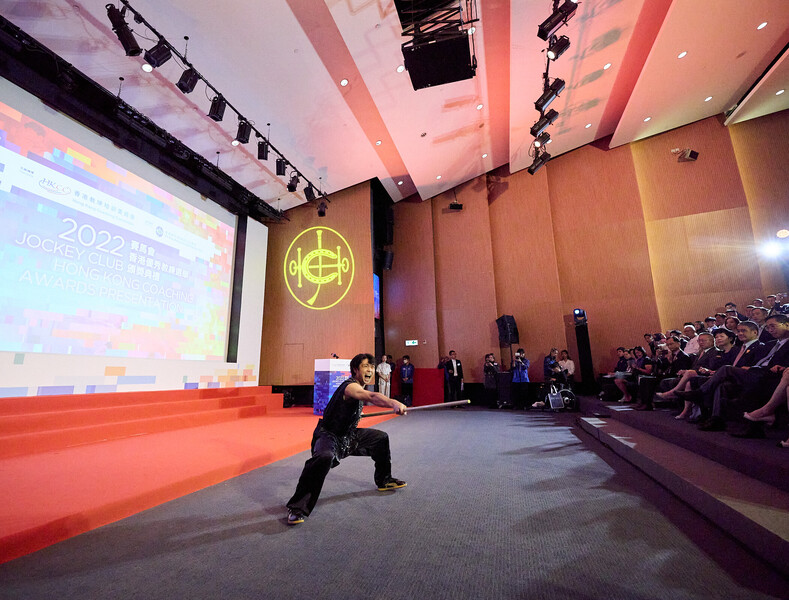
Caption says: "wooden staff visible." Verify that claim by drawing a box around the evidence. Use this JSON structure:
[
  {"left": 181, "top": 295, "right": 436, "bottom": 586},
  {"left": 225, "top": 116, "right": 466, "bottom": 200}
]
[{"left": 360, "top": 399, "right": 470, "bottom": 418}]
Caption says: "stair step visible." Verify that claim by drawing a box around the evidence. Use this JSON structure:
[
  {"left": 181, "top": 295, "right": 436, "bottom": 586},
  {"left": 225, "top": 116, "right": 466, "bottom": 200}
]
[
  {"left": 0, "top": 405, "right": 268, "bottom": 459},
  {"left": 579, "top": 416, "right": 789, "bottom": 577}
]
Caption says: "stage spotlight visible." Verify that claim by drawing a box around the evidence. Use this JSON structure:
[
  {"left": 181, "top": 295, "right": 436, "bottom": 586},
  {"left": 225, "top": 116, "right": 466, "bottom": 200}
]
[
  {"left": 547, "top": 35, "right": 570, "bottom": 61},
  {"left": 530, "top": 109, "right": 559, "bottom": 137},
  {"left": 232, "top": 119, "right": 252, "bottom": 146},
  {"left": 533, "top": 131, "right": 551, "bottom": 148},
  {"left": 304, "top": 183, "right": 316, "bottom": 202},
  {"left": 287, "top": 174, "right": 299, "bottom": 193},
  {"left": 106, "top": 4, "right": 141, "bottom": 56},
  {"left": 535, "top": 78, "right": 565, "bottom": 113},
  {"left": 573, "top": 308, "right": 588, "bottom": 325},
  {"left": 537, "top": 0, "right": 578, "bottom": 41},
  {"left": 527, "top": 151, "right": 551, "bottom": 175},
  {"left": 141, "top": 40, "right": 171, "bottom": 72},
  {"left": 208, "top": 95, "right": 226, "bottom": 121},
  {"left": 276, "top": 158, "right": 287, "bottom": 176},
  {"left": 257, "top": 140, "right": 269, "bottom": 160},
  {"left": 176, "top": 68, "right": 199, "bottom": 93},
  {"left": 760, "top": 241, "right": 784, "bottom": 258},
  {"left": 317, "top": 200, "right": 328, "bottom": 218}
]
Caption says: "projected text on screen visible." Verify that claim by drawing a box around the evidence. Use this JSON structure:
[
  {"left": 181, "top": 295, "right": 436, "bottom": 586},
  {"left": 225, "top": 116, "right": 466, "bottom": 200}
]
[{"left": 0, "top": 102, "right": 236, "bottom": 360}]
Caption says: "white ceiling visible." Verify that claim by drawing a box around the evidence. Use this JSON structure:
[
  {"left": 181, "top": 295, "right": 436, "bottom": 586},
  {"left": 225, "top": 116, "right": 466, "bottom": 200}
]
[{"left": 2, "top": 0, "right": 787, "bottom": 212}]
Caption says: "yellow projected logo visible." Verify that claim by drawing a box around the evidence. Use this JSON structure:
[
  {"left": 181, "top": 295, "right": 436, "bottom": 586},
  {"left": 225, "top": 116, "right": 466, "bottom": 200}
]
[{"left": 284, "top": 226, "right": 354, "bottom": 310}]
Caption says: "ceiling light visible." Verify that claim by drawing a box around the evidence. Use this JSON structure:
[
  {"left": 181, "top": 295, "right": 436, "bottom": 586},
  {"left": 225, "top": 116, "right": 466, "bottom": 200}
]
[
  {"left": 208, "top": 95, "right": 227, "bottom": 121},
  {"left": 585, "top": 123, "right": 592, "bottom": 128},
  {"left": 643, "top": 116, "right": 651, "bottom": 122},
  {"left": 233, "top": 119, "right": 251, "bottom": 146},
  {"left": 468, "top": 27, "right": 476, "bottom": 35},
  {"left": 257, "top": 140, "right": 269, "bottom": 160},
  {"left": 142, "top": 40, "right": 172, "bottom": 72},
  {"left": 537, "top": 0, "right": 578, "bottom": 41},
  {"left": 482, "top": 153, "right": 488, "bottom": 158},
  {"left": 340, "top": 78, "right": 349, "bottom": 86},
  {"left": 533, "top": 131, "right": 551, "bottom": 148},
  {"left": 276, "top": 158, "right": 287, "bottom": 176},
  {"left": 530, "top": 109, "right": 559, "bottom": 137},
  {"left": 397, "top": 65, "right": 405, "bottom": 73},
  {"left": 476, "top": 103, "right": 484, "bottom": 110},
  {"left": 677, "top": 51, "right": 687, "bottom": 59},
  {"left": 317, "top": 200, "right": 327, "bottom": 218},
  {"left": 535, "top": 78, "right": 565, "bottom": 113},
  {"left": 603, "top": 62, "right": 612, "bottom": 70},
  {"left": 761, "top": 241, "right": 783, "bottom": 258},
  {"left": 287, "top": 174, "right": 299, "bottom": 193},
  {"left": 776, "top": 229, "right": 789, "bottom": 238},
  {"left": 528, "top": 151, "right": 551, "bottom": 175},
  {"left": 704, "top": 96, "right": 713, "bottom": 102},
  {"left": 106, "top": 4, "right": 141, "bottom": 57},
  {"left": 777, "top": 89, "right": 785, "bottom": 96},
  {"left": 547, "top": 35, "right": 571, "bottom": 61},
  {"left": 304, "top": 183, "right": 316, "bottom": 202},
  {"left": 397, "top": 180, "right": 403, "bottom": 186},
  {"left": 757, "top": 22, "right": 768, "bottom": 30},
  {"left": 436, "top": 175, "right": 442, "bottom": 180},
  {"left": 375, "top": 140, "right": 382, "bottom": 146},
  {"left": 176, "top": 68, "right": 199, "bottom": 93}
]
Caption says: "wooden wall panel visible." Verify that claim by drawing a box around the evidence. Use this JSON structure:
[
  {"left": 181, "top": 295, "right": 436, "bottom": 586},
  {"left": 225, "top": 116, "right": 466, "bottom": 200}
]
[
  {"left": 488, "top": 167, "right": 566, "bottom": 379},
  {"left": 632, "top": 117, "right": 749, "bottom": 222},
  {"left": 432, "top": 176, "right": 500, "bottom": 382},
  {"left": 634, "top": 115, "right": 765, "bottom": 332},
  {"left": 729, "top": 109, "right": 789, "bottom": 294},
  {"left": 259, "top": 182, "right": 374, "bottom": 385},
  {"left": 547, "top": 144, "right": 661, "bottom": 375},
  {"left": 384, "top": 199, "right": 439, "bottom": 369}
]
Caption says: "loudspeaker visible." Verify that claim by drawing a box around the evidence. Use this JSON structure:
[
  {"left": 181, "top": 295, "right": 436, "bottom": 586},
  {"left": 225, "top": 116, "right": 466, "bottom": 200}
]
[
  {"left": 402, "top": 33, "right": 476, "bottom": 90},
  {"left": 383, "top": 250, "right": 394, "bottom": 271},
  {"left": 496, "top": 315, "right": 519, "bottom": 345}
]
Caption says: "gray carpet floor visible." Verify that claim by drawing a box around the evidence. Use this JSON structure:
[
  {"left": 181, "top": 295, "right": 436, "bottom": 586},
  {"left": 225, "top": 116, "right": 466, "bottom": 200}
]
[{"left": 1, "top": 408, "right": 786, "bottom": 599}]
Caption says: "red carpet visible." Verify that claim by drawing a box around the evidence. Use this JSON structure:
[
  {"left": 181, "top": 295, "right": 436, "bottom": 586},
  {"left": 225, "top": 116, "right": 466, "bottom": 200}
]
[{"left": 0, "top": 388, "right": 394, "bottom": 564}]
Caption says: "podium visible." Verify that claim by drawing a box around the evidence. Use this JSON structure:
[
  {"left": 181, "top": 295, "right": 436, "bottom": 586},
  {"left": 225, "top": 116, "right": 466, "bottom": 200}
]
[{"left": 313, "top": 359, "right": 351, "bottom": 415}]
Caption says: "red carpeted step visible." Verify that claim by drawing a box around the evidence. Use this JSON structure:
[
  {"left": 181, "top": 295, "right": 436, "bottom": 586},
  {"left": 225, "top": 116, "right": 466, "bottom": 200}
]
[
  {"left": 0, "top": 404, "right": 269, "bottom": 459},
  {"left": 0, "top": 386, "right": 274, "bottom": 415}
]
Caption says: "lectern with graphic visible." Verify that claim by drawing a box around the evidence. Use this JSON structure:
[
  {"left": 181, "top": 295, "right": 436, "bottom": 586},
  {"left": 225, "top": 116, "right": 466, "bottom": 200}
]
[{"left": 313, "top": 358, "right": 351, "bottom": 415}]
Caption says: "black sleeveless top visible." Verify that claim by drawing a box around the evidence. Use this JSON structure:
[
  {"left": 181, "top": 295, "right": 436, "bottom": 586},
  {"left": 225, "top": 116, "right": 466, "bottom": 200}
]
[{"left": 321, "top": 378, "right": 363, "bottom": 438}]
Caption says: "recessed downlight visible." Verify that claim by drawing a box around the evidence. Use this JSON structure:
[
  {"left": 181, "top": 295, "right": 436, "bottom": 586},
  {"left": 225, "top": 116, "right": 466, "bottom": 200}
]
[
  {"left": 482, "top": 153, "right": 488, "bottom": 158},
  {"left": 585, "top": 123, "right": 592, "bottom": 128},
  {"left": 397, "top": 180, "right": 403, "bottom": 186},
  {"left": 704, "top": 96, "right": 713, "bottom": 102},
  {"left": 603, "top": 62, "right": 612, "bottom": 70},
  {"left": 436, "top": 175, "right": 442, "bottom": 180},
  {"left": 476, "top": 103, "right": 484, "bottom": 110},
  {"left": 375, "top": 140, "right": 382, "bottom": 146},
  {"left": 777, "top": 89, "right": 785, "bottom": 96},
  {"left": 677, "top": 51, "right": 687, "bottom": 59},
  {"left": 757, "top": 21, "right": 768, "bottom": 30},
  {"left": 340, "top": 78, "right": 349, "bottom": 86},
  {"left": 396, "top": 65, "right": 405, "bottom": 73},
  {"left": 643, "top": 116, "right": 651, "bottom": 122}
]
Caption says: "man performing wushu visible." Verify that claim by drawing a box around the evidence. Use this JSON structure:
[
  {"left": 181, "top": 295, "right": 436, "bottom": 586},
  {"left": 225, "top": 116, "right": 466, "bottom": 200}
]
[{"left": 286, "top": 353, "right": 408, "bottom": 525}]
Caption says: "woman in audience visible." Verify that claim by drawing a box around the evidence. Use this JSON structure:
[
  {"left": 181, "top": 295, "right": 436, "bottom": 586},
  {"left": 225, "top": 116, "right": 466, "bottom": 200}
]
[
  {"left": 724, "top": 315, "right": 740, "bottom": 332},
  {"left": 615, "top": 347, "right": 651, "bottom": 403},
  {"left": 614, "top": 349, "right": 634, "bottom": 403},
  {"left": 744, "top": 367, "right": 789, "bottom": 448},
  {"left": 558, "top": 349, "right": 575, "bottom": 383}
]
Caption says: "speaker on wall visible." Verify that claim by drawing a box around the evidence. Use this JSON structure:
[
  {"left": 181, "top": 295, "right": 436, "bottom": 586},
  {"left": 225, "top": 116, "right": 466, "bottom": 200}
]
[
  {"left": 496, "top": 314, "right": 519, "bottom": 345},
  {"left": 383, "top": 250, "right": 394, "bottom": 270}
]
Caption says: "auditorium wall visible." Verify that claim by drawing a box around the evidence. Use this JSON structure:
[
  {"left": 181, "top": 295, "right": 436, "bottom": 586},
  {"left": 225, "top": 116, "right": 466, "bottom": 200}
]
[{"left": 259, "top": 182, "right": 374, "bottom": 385}]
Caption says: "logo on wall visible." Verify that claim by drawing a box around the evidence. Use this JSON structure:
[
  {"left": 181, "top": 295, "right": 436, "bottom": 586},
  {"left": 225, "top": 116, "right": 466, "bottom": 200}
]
[{"left": 284, "top": 226, "right": 354, "bottom": 310}]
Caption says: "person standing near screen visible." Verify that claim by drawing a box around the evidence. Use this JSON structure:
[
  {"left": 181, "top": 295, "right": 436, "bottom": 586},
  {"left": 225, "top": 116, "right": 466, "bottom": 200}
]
[
  {"left": 286, "top": 353, "right": 407, "bottom": 525},
  {"left": 376, "top": 354, "right": 391, "bottom": 397}
]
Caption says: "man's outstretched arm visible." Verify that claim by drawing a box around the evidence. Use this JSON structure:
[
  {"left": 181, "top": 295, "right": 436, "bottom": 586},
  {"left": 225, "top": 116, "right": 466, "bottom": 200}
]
[{"left": 344, "top": 382, "right": 406, "bottom": 414}]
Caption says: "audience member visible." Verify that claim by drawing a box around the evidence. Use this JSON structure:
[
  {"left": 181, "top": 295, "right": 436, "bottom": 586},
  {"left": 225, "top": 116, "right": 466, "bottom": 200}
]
[
  {"left": 511, "top": 348, "right": 530, "bottom": 409},
  {"left": 750, "top": 306, "right": 775, "bottom": 343},
  {"left": 703, "top": 317, "right": 717, "bottom": 331},
  {"left": 558, "top": 350, "right": 575, "bottom": 383},
  {"left": 445, "top": 350, "right": 463, "bottom": 403},
  {"left": 483, "top": 353, "right": 500, "bottom": 409},
  {"left": 743, "top": 367, "right": 789, "bottom": 445},
  {"left": 724, "top": 302, "right": 748, "bottom": 321},
  {"left": 682, "top": 323, "right": 701, "bottom": 356},
  {"left": 543, "top": 347, "right": 566, "bottom": 385},
  {"left": 399, "top": 355, "right": 414, "bottom": 406}
]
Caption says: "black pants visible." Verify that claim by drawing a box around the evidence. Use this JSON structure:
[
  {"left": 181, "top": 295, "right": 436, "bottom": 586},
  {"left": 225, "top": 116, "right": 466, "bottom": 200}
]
[
  {"left": 401, "top": 382, "right": 413, "bottom": 406},
  {"left": 447, "top": 376, "right": 461, "bottom": 403},
  {"left": 286, "top": 424, "right": 392, "bottom": 516}
]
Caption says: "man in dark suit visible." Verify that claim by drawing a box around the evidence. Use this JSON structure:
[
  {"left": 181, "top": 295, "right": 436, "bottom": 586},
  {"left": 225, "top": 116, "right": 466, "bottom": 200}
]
[
  {"left": 444, "top": 350, "right": 464, "bottom": 403},
  {"left": 751, "top": 306, "right": 775, "bottom": 344},
  {"left": 687, "top": 315, "right": 789, "bottom": 431}
]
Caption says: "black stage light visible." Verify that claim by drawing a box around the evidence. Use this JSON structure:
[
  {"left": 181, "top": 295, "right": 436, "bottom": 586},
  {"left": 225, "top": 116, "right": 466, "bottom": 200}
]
[
  {"left": 287, "top": 174, "right": 299, "bottom": 193},
  {"left": 176, "top": 68, "right": 199, "bottom": 93},
  {"left": 533, "top": 131, "right": 551, "bottom": 148},
  {"left": 208, "top": 95, "right": 226, "bottom": 121},
  {"left": 106, "top": 4, "right": 142, "bottom": 56},
  {"left": 304, "top": 183, "right": 316, "bottom": 202},
  {"left": 678, "top": 149, "right": 699, "bottom": 162},
  {"left": 142, "top": 40, "right": 172, "bottom": 72},
  {"left": 573, "top": 308, "right": 587, "bottom": 325},
  {"left": 530, "top": 108, "right": 559, "bottom": 137},
  {"left": 233, "top": 119, "right": 252, "bottom": 146},
  {"left": 547, "top": 35, "right": 570, "bottom": 61},
  {"left": 257, "top": 140, "right": 269, "bottom": 160},
  {"left": 317, "top": 200, "right": 327, "bottom": 217},
  {"left": 528, "top": 151, "right": 551, "bottom": 175},
  {"left": 276, "top": 158, "right": 287, "bottom": 176},
  {"left": 535, "top": 78, "right": 565, "bottom": 113},
  {"left": 537, "top": 0, "right": 578, "bottom": 41}
]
